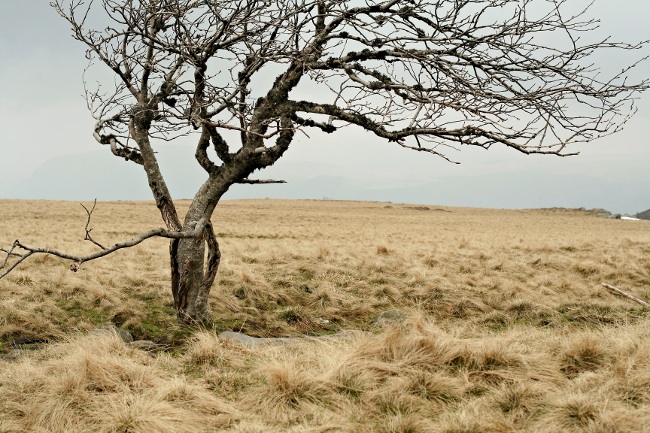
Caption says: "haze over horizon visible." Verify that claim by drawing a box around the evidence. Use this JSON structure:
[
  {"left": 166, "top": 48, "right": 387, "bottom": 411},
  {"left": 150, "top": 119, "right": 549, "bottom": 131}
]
[{"left": 1, "top": 1, "right": 649, "bottom": 214}]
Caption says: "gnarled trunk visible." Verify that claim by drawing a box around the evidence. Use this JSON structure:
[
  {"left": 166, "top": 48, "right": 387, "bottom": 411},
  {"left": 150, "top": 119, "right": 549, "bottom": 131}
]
[
  {"left": 170, "top": 219, "right": 220, "bottom": 325},
  {"left": 131, "top": 113, "right": 226, "bottom": 325}
]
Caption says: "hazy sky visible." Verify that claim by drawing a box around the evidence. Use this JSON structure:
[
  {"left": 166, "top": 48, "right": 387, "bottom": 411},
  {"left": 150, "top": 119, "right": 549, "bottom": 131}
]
[{"left": 1, "top": 1, "right": 649, "bottom": 214}]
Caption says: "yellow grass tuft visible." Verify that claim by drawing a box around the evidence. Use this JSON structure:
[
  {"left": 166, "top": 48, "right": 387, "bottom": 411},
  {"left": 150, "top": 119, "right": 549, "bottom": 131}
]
[{"left": 0, "top": 332, "right": 235, "bottom": 432}]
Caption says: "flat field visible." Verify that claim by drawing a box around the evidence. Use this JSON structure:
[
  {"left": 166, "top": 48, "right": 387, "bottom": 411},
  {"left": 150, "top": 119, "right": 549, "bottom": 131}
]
[{"left": 1, "top": 199, "right": 649, "bottom": 432}]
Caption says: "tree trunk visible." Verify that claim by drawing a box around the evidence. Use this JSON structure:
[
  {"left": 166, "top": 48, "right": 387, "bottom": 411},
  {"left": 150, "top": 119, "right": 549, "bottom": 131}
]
[{"left": 170, "top": 219, "right": 220, "bottom": 325}]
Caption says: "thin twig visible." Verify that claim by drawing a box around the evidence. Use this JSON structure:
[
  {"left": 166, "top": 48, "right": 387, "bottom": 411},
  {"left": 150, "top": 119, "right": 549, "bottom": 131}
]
[
  {"left": 204, "top": 120, "right": 292, "bottom": 139},
  {"left": 81, "top": 199, "right": 107, "bottom": 250},
  {"left": 601, "top": 283, "right": 649, "bottom": 308},
  {"left": 237, "top": 179, "right": 287, "bottom": 184},
  {"left": 0, "top": 243, "right": 21, "bottom": 269}
]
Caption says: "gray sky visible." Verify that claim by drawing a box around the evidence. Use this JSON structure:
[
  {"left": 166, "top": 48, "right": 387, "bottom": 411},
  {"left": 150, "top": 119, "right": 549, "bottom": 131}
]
[{"left": 1, "top": 1, "right": 649, "bottom": 214}]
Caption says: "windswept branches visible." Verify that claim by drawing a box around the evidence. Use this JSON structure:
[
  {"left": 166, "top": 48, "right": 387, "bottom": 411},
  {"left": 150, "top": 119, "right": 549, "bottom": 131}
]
[
  {"left": 54, "top": 0, "right": 647, "bottom": 168},
  {"left": 285, "top": 0, "right": 648, "bottom": 158}
]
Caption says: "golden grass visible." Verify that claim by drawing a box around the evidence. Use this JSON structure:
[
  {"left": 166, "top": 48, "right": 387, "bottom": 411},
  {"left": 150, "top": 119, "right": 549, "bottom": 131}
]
[{"left": 1, "top": 199, "right": 650, "bottom": 432}]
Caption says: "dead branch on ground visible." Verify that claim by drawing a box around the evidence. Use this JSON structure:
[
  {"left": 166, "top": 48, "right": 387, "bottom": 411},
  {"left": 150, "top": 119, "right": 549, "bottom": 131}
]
[{"left": 602, "top": 283, "right": 649, "bottom": 308}]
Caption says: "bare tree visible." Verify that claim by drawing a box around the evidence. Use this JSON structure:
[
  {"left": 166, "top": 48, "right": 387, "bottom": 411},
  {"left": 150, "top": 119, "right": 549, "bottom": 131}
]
[{"left": 1, "top": 0, "right": 647, "bottom": 325}]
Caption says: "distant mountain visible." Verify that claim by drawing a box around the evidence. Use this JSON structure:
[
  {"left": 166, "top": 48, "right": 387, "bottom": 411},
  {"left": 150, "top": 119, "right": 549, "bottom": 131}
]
[{"left": 636, "top": 209, "right": 650, "bottom": 220}]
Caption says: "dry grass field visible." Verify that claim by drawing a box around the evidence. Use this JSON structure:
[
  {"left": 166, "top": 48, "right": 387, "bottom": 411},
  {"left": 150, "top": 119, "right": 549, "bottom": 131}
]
[{"left": 1, "top": 198, "right": 649, "bottom": 432}]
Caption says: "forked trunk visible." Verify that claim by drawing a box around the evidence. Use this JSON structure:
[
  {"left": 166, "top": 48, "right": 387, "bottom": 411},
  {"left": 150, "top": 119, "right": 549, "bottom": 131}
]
[{"left": 170, "top": 219, "right": 220, "bottom": 325}]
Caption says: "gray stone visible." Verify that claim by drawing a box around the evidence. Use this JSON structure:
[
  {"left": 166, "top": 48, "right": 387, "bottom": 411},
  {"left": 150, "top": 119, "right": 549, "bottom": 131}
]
[
  {"left": 218, "top": 331, "right": 302, "bottom": 347},
  {"left": 127, "top": 340, "right": 162, "bottom": 350},
  {"left": 94, "top": 325, "right": 134, "bottom": 343},
  {"left": 370, "top": 309, "right": 409, "bottom": 327},
  {"left": 0, "top": 349, "right": 24, "bottom": 362},
  {"left": 218, "top": 330, "right": 369, "bottom": 349}
]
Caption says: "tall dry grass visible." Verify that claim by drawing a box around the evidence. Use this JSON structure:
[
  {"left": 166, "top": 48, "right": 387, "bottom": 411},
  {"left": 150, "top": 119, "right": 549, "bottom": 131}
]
[{"left": 1, "top": 199, "right": 649, "bottom": 432}]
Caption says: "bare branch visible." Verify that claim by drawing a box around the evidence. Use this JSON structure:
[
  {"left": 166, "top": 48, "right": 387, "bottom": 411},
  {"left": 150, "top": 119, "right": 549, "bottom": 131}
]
[
  {"left": 237, "top": 179, "right": 287, "bottom": 184},
  {"left": 204, "top": 120, "right": 293, "bottom": 140},
  {"left": 0, "top": 219, "right": 207, "bottom": 280},
  {"left": 195, "top": 127, "right": 218, "bottom": 174}
]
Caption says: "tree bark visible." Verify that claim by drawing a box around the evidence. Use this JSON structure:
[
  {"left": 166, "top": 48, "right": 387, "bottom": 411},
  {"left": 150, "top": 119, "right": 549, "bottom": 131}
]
[
  {"left": 171, "top": 220, "right": 220, "bottom": 325},
  {"left": 169, "top": 175, "right": 228, "bottom": 325}
]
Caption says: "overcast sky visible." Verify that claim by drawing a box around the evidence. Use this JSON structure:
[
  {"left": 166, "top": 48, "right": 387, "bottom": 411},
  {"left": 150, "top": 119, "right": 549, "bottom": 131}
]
[{"left": 1, "top": 1, "right": 649, "bottom": 214}]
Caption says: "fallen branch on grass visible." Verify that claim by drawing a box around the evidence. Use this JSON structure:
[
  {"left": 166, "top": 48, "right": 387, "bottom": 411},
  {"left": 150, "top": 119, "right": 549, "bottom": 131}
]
[{"left": 601, "top": 283, "right": 649, "bottom": 308}]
